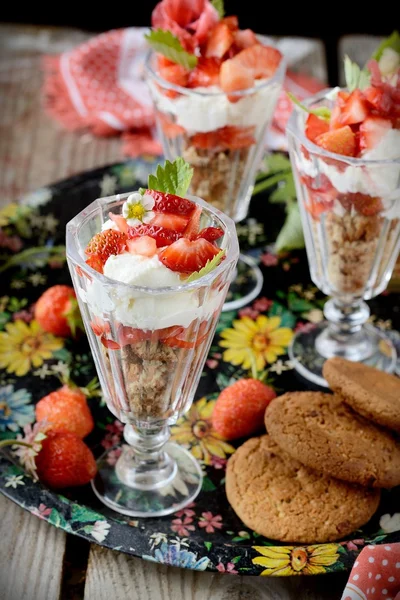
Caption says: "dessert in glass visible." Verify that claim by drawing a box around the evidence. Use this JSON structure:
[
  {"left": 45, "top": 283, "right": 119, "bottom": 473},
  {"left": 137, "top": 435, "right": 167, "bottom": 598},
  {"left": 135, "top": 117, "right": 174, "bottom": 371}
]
[
  {"left": 144, "top": 0, "right": 285, "bottom": 309},
  {"left": 286, "top": 54, "right": 400, "bottom": 387},
  {"left": 66, "top": 158, "right": 239, "bottom": 516}
]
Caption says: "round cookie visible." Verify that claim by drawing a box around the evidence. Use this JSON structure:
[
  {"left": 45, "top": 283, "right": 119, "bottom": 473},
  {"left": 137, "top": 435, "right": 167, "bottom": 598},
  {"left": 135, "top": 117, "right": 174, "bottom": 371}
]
[
  {"left": 265, "top": 392, "right": 400, "bottom": 488},
  {"left": 226, "top": 435, "right": 380, "bottom": 543},
  {"left": 323, "top": 357, "right": 400, "bottom": 434}
]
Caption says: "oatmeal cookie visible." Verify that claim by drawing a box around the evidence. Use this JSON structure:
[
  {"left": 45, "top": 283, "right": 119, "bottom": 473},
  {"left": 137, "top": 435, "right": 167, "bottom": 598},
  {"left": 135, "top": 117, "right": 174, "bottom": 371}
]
[{"left": 226, "top": 435, "right": 380, "bottom": 543}]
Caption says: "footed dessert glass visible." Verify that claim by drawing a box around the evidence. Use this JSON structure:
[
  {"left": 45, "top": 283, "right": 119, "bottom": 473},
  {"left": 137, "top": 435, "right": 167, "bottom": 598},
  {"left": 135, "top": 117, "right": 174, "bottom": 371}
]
[
  {"left": 287, "top": 90, "right": 400, "bottom": 387},
  {"left": 66, "top": 193, "right": 239, "bottom": 517},
  {"left": 145, "top": 48, "right": 285, "bottom": 310}
]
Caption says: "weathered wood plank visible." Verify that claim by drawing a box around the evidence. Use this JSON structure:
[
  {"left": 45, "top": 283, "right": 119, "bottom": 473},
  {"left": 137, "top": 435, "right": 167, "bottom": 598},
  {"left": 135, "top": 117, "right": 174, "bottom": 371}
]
[
  {"left": 84, "top": 545, "right": 347, "bottom": 600},
  {"left": 0, "top": 493, "right": 67, "bottom": 600}
]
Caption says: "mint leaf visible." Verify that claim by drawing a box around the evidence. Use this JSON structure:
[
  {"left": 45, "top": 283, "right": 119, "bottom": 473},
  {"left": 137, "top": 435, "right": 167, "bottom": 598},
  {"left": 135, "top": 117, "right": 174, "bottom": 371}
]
[
  {"left": 287, "top": 92, "right": 331, "bottom": 121},
  {"left": 147, "top": 157, "right": 193, "bottom": 196},
  {"left": 372, "top": 30, "right": 400, "bottom": 61},
  {"left": 211, "top": 0, "right": 225, "bottom": 18},
  {"left": 185, "top": 249, "right": 226, "bottom": 283},
  {"left": 145, "top": 29, "right": 197, "bottom": 70},
  {"left": 275, "top": 202, "right": 304, "bottom": 252},
  {"left": 344, "top": 55, "right": 370, "bottom": 92}
]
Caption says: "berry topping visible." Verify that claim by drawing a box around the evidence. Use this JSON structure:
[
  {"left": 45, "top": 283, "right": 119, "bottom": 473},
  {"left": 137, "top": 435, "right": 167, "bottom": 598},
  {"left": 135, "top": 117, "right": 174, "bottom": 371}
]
[
  {"left": 305, "top": 114, "right": 329, "bottom": 143},
  {"left": 315, "top": 125, "right": 356, "bottom": 156},
  {"left": 159, "top": 237, "right": 220, "bottom": 273},
  {"left": 337, "top": 89, "right": 369, "bottom": 126},
  {"left": 85, "top": 229, "right": 127, "bottom": 273},
  {"left": 220, "top": 59, "right": 254, "bottom": 94},
  {"left": 196, "top": 226, "right": 224, "bottom": 242},
  {"left": 126, "top": 235, "right": 158, "bottom": 257},
  {"left": 191, "top": 125, "right": 255, "bottom": 150},
  {"left": 188, "top": 57, "right": 221, "bottom": 87},
  {"left": 145, "top": 189, "right": 196, "bottom": 215},
  {"left": 232, "top": 44, "right": 282, "bottom": 79},
  {"left": 127, "top": 224, "right": 182, "bottom": 247},
  {"left": 359, "top": 116, "right": 392, "bottom": 151},
  {"left": 183, "top": 205, "right": 202, "bottom": 239},
  {"left": 205, "top": 22, "right": 234, "bottom": 58},
  {"left": 149, "top": 212, "right": 190, "bottom": 232}
]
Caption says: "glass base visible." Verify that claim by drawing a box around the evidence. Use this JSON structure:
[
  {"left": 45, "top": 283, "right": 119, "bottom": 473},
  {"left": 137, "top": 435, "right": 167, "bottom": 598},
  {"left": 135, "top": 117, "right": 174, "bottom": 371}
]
[
  {"left": 222, "top": 253, "right": 263, "bottom": 312},
  {"left": 91, "top": 442, "right": 203, "bottom": 517},
  {"left": 288, "top": 322, "right": 397, "bottom": 388}
]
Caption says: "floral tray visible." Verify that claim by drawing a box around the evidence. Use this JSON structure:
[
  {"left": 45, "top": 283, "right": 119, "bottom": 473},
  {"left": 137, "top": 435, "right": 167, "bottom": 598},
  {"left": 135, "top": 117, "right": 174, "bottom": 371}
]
[{"left": 1, "top": 156, "right": 399, "bottom": 577}]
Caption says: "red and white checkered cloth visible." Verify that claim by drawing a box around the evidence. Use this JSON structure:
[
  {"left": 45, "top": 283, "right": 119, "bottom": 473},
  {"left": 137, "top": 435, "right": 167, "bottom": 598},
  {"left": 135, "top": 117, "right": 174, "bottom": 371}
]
[{"left": 43, "top": 28, "right": 325, "bottom": 156}]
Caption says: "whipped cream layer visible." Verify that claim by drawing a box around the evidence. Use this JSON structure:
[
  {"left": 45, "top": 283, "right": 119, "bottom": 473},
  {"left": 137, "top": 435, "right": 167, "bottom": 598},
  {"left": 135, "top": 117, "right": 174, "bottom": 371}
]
[
  {"left": 84, "top": 253, "right": 224, "bottom": 329},
  {"left": 149, "top": 79, "right": 281, "bottom": 134}
]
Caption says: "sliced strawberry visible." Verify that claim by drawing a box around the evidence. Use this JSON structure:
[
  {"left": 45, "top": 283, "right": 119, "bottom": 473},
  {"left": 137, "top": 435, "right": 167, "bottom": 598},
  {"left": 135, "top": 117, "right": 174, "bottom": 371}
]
[
  {"left": 145, "top": 189, "right": 195, "bottom": 215},
  {"left": 233, "top": 44, "right": 282, "bottom": 79},
  {"left": 160, "top": 321, "right": 209, "bottom": 349},
  {"left": 149, "top": 212, "right": 190, "bottom": 232},
  {"left": 338, "top": 90, "right": 369, "bottom": 126},
  {"left": 234, "top": 29, "right": 259, "bottom": 50},
  {"left": 352, "top": 193, "right": 383, "bottom": 216},
  {"left": 126, "top": 236, "right": 157, "bottom": 257},
  {"left": 305, "top": 114, "right": 329, "bottom": 143},
  {"left": 183, "top": 205, "right": 202, "bottom": 240},
  {"left": 158, "top": 64, "right": 189, "bottom": 98},
  {"left": 118, "top": 325, "right": 184, "bottom": 347},
  {"left": 127, "top": 224, "right": 182, "bottom": 247},
  {"left": 220, "top": 59, "right": 254, "bottom": 97},
  {"left": 315, "top": 125, "right": 356, "bottom": 157},
  {"left": 337, "top": 90, "right": 350, "bottom": 107},
  {"left": 359, "top": 116, "right": 392, "bottom": 152},
  {"left": 157, "top": 112, "right": 186, "bottom": 139},
  {"left": 188, "top": 57, "right": 221, "bottom": 88},
  {"left": 190, "top": 125, "right": 255, "bottom": 150},
  {"left": 196, "top": 227, "right": 224, "bottom": 242},
  {"left": 330, "top": 104, "right": 343, "bottom": 130},
  {"left": 85, "top": 229, "right": 127, "bottom": 272},
  {"left": 220, "top": 16, "right": 239, "bottom": 31},
  {"left": 109, "top": 213, "right": 129, "bottom": 234},
  {"left": 101, "top": 337, "right": 121, "bottom": 350},
  {"left": 157, "top": 55, "right": 175, "bottom": 69},
  {"left": 364, "top": 87, "right": 393, "bottom": 115},
  {"left": 159, "top": 237, "right": 219, "bottom": 273},
  {"left": 90, "top": 317, "right": 110, "bottom": 337},
  {"left": 205, "top": 23, "right": 234, "bottom": 58}
]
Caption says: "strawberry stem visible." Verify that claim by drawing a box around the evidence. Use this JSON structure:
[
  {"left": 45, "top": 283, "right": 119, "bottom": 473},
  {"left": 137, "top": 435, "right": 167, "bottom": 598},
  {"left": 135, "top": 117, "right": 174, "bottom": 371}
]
[{"left": 0, "top": 439, "right": 33, "bottom": 449}]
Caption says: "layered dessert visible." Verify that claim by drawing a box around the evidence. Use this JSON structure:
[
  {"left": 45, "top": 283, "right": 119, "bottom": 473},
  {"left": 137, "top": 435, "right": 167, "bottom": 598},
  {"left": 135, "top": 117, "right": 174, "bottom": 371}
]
[
  {"left": 69, "top": 159, "right": 237, "bottom": 424},
  {"left": 288, "top": 49, "right": 400, "bottom": 299},
  {"left": 144, "top": 0, "right": 284, "bottom": 220}
]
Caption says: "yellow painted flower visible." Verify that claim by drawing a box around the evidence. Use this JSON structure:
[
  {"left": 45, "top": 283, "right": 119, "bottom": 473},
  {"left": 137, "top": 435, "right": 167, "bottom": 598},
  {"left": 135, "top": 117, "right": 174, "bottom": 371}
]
[
  {"left": 0, "top": 203, "right": 19, "bottom": 227},
  {"left": 171, "top": 397, "right": 235, "bottom": 465},
  {"left": 220, "top": 315, "right": 293, "bottom": 371},
  {"left": 0, "top": 320, "right": 63, "bottom": 376},
  {"left": 252, "top": 544, "right": 340, "bottom": 576}
]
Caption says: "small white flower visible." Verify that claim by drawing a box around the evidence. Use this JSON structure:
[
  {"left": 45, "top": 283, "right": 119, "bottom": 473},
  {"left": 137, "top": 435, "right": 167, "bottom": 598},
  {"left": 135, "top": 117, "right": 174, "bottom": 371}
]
[
  {"left": 149, "top": 532, "right": 167, "bottom": 549},
  {"left": 303, "top": 308, "right": 324, "bottom": 323},
  {"left": 122, "top": 192, "right": 155, "bottom": 227},
  {"left": 28, "top": 273, "right": 47, "bottom": 287},
  {"left": 10, "top": 280, "right": 26, "bottom": 289},
  {"left": 380, "top": 513, "right": 400, "bottom": 533},
  {"left": 269, "top": 359, "right": 286, "bottom": 375},
  {"left": 5, "top": 474, "right": 25, "bottom": 488},
  {"left": 90, "top": 520, "right": 111, "bottom": 543}
]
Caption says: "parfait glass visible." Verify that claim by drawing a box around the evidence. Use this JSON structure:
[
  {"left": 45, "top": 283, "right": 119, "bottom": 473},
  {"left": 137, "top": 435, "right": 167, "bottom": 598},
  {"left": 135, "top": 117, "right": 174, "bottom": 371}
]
[
  {"left": 286, "top": 90, "right": 400, "bottom": 387},
  {"left": 144, "top": 47, "right": 285, "bottom": 310},
  {"left": 66, "top": 193, "right": 239, "bottom": 517}
]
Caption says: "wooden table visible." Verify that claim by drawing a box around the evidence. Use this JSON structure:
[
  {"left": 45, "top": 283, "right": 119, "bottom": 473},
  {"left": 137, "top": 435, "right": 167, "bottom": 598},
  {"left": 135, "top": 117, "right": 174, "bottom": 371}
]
[{"left": 0, "top": 24, "right": 377, "bottom": 599}]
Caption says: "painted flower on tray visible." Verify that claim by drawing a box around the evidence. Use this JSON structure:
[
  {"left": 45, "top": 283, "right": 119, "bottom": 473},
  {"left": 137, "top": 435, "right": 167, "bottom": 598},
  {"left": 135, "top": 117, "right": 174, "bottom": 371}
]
[
  {"left": 30, "top": 503, "right": 52, "bottom": 520},
  {"left": 143, "top": 542, "right": 210, "bottom": 571},
  {"left": 171, "top": 397, "right": 235, "bottom": 466},
  {"left": 90, "top": 520, "right": 111, "bottom": 543},
  {"left": 171, "top": 516, "right": 195, "bottom": 537},
  {"left": 220, "top": 316, "right": 293, "bottom": 371},
  {"left": 5, "top": 474, "right": 25, "bottom": 488},
  {"left": 0, "top": 203, "right": 21, "bottom": 227},
  {"left": 252, "top": 544, "right": 340, "bottom": 576},
  {"left": 379, "top": 513, "right": 400, "bottom": 533},
  {"left": 198, "top": 512, "right": 222, "bottom": 534},
  {"left": 0, "top": 320, "right": 63, "bottom": 376},
  {"left": 216, "top": 562, "right": 238, "bottom": 574},
  {"left": 0, "top": 385, "right": 34, "bottom": 432}
]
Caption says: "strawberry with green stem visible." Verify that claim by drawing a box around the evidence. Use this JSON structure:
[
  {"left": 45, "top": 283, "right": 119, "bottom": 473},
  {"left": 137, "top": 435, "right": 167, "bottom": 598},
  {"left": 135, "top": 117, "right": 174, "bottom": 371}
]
[{"left": 35, "top": 285, "right": 84, "bottom": 338}]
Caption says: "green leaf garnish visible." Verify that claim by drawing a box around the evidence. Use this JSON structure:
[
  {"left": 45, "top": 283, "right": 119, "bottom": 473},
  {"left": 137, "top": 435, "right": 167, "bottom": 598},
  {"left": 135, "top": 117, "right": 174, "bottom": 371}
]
[
  {"left": 185, "top": 249, "right": 226, "bottom": 283},
  {"left": 287, "top": 92, "right": 331, "bottom": 121},
  {"left": 145, "top": 29, "right": 197, "bottom": 70},
  {"left": 344, "top": 55, "right": 370, "bottom": 92},
  {"left": 211, "top": 0, "right": 225, "bottom": 18},
  {"left": 275, "top": 202, "right": 304, "bottom": 252},
  {"left": 372, "top": 30, "right": 400, "bottom": 61},
  {"left": 147, "top": 157, "right": 193, "bottom": 197}
]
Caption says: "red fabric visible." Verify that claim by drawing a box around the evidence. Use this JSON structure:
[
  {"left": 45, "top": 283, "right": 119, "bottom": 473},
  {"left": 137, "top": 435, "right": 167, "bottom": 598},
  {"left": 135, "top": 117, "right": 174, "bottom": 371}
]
[
  {"left": 42, "top": 27, "right": 325, "bottom": 156},
  {"left": 341, "top": 543, "right": 400, "bottom": 599}
]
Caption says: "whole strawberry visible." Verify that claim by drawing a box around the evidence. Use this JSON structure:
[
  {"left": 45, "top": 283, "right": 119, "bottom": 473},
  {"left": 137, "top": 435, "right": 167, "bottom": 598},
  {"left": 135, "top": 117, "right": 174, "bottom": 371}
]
[
  {"left": 35, "top": 385, "right": 94, "bottom": 439},
  {"left": 35, "top": 285, "right": 83, "bottom": 338},
  {"left": 212, "top": 379, "right": 276, "bottom": 440},
  {"left": 35, "top": 430, "right": 97, "bottom": 489},
  {"left": 85, "top": 229, "right": 127, "bottom": 273}
]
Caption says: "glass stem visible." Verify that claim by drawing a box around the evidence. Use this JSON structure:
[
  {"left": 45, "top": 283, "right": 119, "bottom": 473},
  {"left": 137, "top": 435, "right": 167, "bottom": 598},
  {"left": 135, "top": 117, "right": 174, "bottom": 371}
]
[
  {"left": 115, "top": 423, "right": 176, "bottom": 491},
  {"left": 315, "top": 298, "right": 375, "bottom": 362}
]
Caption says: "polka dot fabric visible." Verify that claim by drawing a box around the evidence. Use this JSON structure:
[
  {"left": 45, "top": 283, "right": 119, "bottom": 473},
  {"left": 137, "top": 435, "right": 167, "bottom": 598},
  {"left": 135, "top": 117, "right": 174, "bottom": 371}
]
[{"left": 341, "top": 543, "right": 400, "bottom": 600}]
